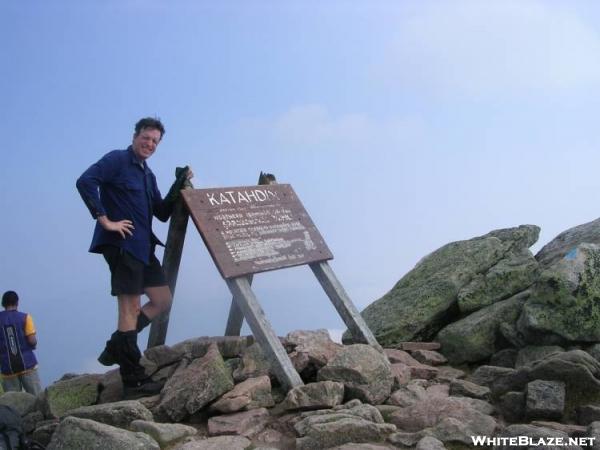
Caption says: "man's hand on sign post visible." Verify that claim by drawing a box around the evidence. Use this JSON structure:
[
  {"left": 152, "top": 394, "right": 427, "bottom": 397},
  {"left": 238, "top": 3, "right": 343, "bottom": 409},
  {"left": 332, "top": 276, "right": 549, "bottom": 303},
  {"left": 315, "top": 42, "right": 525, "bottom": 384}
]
[{"left": 97, "top": 215, "right": 134, "bottom": 239}]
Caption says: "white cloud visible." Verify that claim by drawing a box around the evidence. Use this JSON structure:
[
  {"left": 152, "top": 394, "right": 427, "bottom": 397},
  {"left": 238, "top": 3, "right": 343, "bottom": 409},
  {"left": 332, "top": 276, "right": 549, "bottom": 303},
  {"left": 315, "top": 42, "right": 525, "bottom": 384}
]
[{"left": 390, "top": 1, "right": 600, "bottom": 95}]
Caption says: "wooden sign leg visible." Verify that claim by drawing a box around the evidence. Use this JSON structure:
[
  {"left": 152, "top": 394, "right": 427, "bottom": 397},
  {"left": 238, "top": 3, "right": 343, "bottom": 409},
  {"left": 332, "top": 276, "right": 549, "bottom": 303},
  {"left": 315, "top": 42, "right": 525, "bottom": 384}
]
[
  {"left": 226, "top": 276, "right": 304, "bottom": 391},
  {"left": 147, "top": 190, "right": 191, "bottom": 349},
  {"left": 225, "top": 275, "right": 252, "bottom": 336},
  {"left": 224, "top": 172, "right": 275, "bottom": 336},
  {"left": 310, "top": 261, "right": 383, "bottom": 352}
]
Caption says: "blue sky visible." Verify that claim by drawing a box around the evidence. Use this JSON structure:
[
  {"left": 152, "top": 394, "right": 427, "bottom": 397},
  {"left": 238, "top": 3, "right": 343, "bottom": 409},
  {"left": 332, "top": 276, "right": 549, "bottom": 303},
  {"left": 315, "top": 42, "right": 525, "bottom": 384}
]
[{"left": 3, "top": 0, "right": 600, "bottom": 386}]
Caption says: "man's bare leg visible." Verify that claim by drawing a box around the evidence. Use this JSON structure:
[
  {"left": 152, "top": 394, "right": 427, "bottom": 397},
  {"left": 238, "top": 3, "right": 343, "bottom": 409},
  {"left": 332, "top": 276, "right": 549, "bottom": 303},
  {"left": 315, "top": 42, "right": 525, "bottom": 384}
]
[
  {"left": 118, "top": 294, "right": 141, "bottom": 331},
  {"left": 140, "top": 285, "right": 172, "bottom": 321}
]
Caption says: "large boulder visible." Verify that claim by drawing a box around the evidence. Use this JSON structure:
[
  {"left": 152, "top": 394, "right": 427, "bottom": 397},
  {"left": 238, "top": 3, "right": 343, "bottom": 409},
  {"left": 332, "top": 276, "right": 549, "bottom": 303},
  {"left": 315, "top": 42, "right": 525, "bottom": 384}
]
[
  {"left": 63, "top": 400, "right": 153, "bottom": 429},
  {"left": 46, "top": 416, "right": 159, "bottom": 450},
  {"left": 518, "top": 243, "right": 600, "bottom": 344},
  {"left": 158, "top": 343, "right": 234, "bottom": 421},
  {"left": 436, "top": 291, "right": 527, "bottom": 364},
  {"left": 317, "top": 344, "right": 393, "bottom": 404},
  {"left": 354, "top": 225, "right": 539, "bottom": 346},
  {"left": 43, "top": 374, "right": 102, "bottom": 419},
  {"left": 536, "top": 217, "right": 600, "bottom": 267}
]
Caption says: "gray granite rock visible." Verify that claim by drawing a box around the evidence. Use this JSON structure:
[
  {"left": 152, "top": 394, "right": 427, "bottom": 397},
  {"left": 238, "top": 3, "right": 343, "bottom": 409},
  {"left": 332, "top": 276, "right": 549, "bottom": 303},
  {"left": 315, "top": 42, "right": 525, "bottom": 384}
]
[
  {"left": 207, "top": 408, "right": 269, "bottom": 437},
  {"left": 158, "top": 343, "right": 234, "bottom": 421},
  {"left": 318, "top": 344, "right": 393, "bottom": 405},
  {"left": 449, "top": 379, "right": 490, "bottom": 401},
  {"left": 174, "top": 435, "right": 252, "bottom": 450},
  {"left": 130, "top": 420, "right": 198, "bottom": 447},
  {"left": 43, "top": 374, "right": 102, "bottom": 419},
  {"left": 210, "top": 376, "right": 274, "bottom": 413},
  {"left": 0, "top": 391, "right": 38, "bottom": 416},
  {"left": 63, "top": 400, "right": 153, "bottom": 428},
  {"left": 46, "top": 416, "right": 159, "bottom": 450},
  {"left": 526, "top": 379, "right": 565, "bottom": 420},
  {"left": 281, "top": 381, "right": 344, "bottom": 411}
]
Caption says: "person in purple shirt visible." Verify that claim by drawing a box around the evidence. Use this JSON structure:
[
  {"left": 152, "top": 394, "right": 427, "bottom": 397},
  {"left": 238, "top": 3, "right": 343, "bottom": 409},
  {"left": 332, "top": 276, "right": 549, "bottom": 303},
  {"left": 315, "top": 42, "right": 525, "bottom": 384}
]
[{"left": 77, "top": 117, "right": 192, "bottom": 399}]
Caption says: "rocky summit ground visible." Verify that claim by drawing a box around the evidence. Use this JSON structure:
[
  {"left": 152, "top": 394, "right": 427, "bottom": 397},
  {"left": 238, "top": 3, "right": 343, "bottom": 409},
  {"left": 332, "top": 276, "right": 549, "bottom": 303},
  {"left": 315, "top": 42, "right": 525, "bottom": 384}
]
[
  {"left": 10, "top": 219, "right": 600, "bottom": 449},
  {"left": 5, "top": 329, "right": 600, "bottom": 449}
]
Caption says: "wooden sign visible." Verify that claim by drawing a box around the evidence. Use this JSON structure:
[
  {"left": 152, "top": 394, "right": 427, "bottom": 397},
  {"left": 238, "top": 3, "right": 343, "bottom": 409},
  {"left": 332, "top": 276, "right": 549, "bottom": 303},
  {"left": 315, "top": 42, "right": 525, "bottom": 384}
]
[{"left": 182, "top": 184, "right": 333, "bottom": 279}]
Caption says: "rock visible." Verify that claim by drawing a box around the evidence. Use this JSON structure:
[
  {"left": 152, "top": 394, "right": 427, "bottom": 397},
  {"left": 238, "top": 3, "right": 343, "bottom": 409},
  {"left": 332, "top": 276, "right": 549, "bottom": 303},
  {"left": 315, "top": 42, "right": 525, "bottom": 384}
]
[
  {"left": 586, "top": 344, "right": 600, "bottom": 363},
  {"left": 390, "top": 363, "right": 411, "bottom": 388},
  {"left": 449, "top": 379, "right": 490, "bottom": 401},
  {"left": 296, "top": 402, "right": 385, "bottom": 429},
  {"left": 30, "top": 420, "right": 59, "bottom": 447},
  {"left": 410, "top": 364, "right": 439, "bottom": 380},
  {"left": 130, "top": 420, "right": 198, "bottom": 447},
  {"left": 327, "top": 445, "right": 392, "bottom": 450},
  {"left": 22, "top": 410, "right": 44, "bottom": 434},
  {"left": 233, "top": 343, "right": 272, "bottom": 382},
  {"left": 97, "top": 369, "right": 123, "bottom": 404},
  {"left": 170, "top": 335, "right": 254, "bottom": 360},
  {"left": 46, "top": 416, "right": 159, "bottom": 450},
  {"left": 457, "top": 247, "right": 538, "bottom": 314},
  {"left": 386, "top": 383, "right": 427, "bottom": 407},
  {"left": 385, "top": 349, "right": 420, "bottom": 365},
  {"left": 318, "top": 344, "right": 393, "bottom": 405},
  {"left": 577, "top": 405, "right": 600, "bottom": 426},
  {"left": 281, "top": 381, "right": 344, "bottom": 411},
  {"left": 530, "top": 421, "right": 587, "bottom": 436},
  {"left": 294, "top": 415, "right": 396, "bottom": 450},
  {"left": 468, "top": 365, "right": 529, "bottom": 395},
  {"left": 388, "top": 430, "right": 426, "bottom": 446},
  {"left": 498, "top": 391, "right": 525, "bottom": 423},
  {"left": 375, "top": 404, "right": 402, "bottom": 422},
  {"left": 396, "top": 342, "right": 441, "bottom": 351},
  {"left": 435, "top": 366, "right": 465, "bottom": 382},
  {"left": 43, "top": 374, "right": 102, "bottom": 418},
  {"left": 519, "top": 243, "right": 600, "bottom": 344},
  {"left": 489, "top": 348, "right": 518, "bottom": 368},
  {"left": 535, "top": 217, "right": 600, "bottom": 267},
  {"left": 0, "top": 391, "right": 38, "bottom": 416},
  {"left": 210, "top": 376, "right": 274, "bottom": 413},
  {"left": 388, "top": 396, "right": 497, "bottom": 436},
  {"left": 284, "top": 329, "right": 342, "bottom": 380},
  {"left": 355, "top": 225, "right": 539, "bottom": 346},
  {"left": 411, "top": 350, "right": 447, "bottom": 366},
  {"left": 436, "top": 292, "right": 527, "bottom": 364},
  {"left": 174, "top": 435, "right": 252, "bottom": 450},
  {"left": 515, "top": 345, "right": 565, "bottom": 369},
  {"left": 526, "top": 379, "right": 565, "bottom": 421},
  {"left": 527, "top": 350, "right": 600, "bottom": 391},
  {"left": 64, "top": 400, "right": 153, "bottom": 429},
  {"left": 158, "top": 343, "right": 234, "bottom": 421},
  {"left": 207, "top": 408, "right": 269, "bottom": 437},
  {"left": 425, "top": 416, "right": 475, "bottom": 445},
  {"left": 587, "top": 422, "right": 600, "bottom": 449},
  {"left": 416, "top": 435, "right": 446, "bottom": 450}
]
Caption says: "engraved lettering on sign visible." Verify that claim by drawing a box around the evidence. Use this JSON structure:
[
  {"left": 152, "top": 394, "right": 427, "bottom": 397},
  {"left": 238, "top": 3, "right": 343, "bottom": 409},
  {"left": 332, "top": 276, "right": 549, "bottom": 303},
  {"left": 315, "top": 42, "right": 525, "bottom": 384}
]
[{"left": 182, "top": 184, "right": 333, "bottom": 278}]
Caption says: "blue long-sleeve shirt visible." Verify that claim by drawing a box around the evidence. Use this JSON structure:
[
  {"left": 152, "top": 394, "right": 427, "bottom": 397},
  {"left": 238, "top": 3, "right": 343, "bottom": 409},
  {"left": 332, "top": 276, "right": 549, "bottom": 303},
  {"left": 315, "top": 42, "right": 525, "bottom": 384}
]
[{"left": 76, "top": 146, "right": 173, "bottom": 264}]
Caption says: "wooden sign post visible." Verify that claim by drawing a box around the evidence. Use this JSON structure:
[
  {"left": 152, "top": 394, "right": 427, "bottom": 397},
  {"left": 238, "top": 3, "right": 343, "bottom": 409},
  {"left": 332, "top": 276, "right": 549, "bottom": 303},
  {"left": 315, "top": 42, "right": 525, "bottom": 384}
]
[{"left": 149, "top": 174, "right": 381, "bottom": 391}]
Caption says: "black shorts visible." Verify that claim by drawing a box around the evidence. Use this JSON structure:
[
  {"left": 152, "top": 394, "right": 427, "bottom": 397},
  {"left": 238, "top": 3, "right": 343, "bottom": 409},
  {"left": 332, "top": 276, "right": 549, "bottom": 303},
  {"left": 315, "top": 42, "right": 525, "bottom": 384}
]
[{"left": 101, "top": 246, "right": 167, "bottom": 296}]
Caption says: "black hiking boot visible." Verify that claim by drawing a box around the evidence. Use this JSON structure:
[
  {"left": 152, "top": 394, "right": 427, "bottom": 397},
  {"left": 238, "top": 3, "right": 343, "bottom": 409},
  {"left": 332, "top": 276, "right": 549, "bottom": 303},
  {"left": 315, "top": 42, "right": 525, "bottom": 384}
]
[{"left": 98, "top": 346, "right": 117, "bottom": 366}]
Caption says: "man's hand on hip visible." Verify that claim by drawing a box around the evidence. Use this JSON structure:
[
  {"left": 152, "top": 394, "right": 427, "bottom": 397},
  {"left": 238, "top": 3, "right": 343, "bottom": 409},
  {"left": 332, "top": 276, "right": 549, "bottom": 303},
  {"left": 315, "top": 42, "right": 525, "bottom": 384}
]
[{"left": 97, "top": 215, "right": 134, "bottom": 239}]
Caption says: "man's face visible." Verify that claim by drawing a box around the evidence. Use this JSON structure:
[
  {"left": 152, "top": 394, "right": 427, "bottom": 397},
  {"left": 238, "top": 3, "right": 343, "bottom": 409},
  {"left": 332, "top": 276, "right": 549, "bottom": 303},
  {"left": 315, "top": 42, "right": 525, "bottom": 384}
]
[{"left": 132, "top": 128, "right": 162, "bottom": 161}]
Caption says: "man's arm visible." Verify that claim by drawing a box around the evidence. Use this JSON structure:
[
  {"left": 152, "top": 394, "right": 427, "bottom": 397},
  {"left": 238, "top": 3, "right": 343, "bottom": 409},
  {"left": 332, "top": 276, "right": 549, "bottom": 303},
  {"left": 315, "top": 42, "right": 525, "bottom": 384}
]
[
  {"left": 24, "top": 315, "right": 37, "bottom": 349},
  {"left": 153, "top": 166, "right": 193, "bottom": 222},
  {"left": 76, "top": 151, "right": 134, "bottom": 238}
]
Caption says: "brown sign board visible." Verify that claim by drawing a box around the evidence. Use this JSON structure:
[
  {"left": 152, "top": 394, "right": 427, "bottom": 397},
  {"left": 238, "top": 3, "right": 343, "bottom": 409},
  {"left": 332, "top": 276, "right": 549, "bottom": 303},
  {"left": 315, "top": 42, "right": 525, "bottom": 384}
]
[{"left": 182, "top": 184, "right": 333, "bottom": 279}]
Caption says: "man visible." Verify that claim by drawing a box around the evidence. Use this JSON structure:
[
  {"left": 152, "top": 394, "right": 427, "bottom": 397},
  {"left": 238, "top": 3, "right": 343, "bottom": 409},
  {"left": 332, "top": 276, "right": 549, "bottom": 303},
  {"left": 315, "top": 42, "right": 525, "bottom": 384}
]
[
  {"left": 0, "top": 291, "right": 42, "bottom": 395},
  {"left": 76, "top": 117, "right": 191, "bottom": 399}
]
